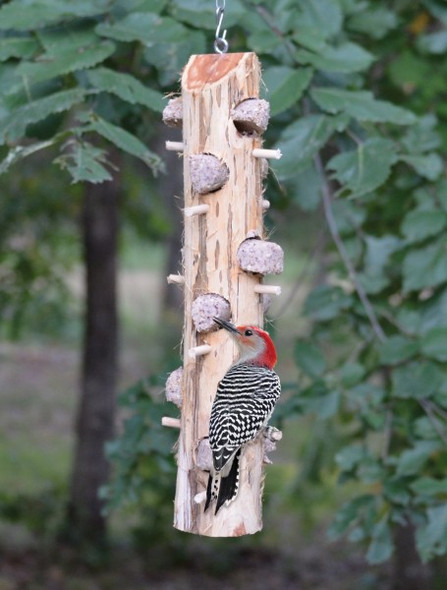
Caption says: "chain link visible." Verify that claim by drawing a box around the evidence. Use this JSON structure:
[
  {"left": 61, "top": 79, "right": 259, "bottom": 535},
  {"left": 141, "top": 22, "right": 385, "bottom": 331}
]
[{"left": 214, "top": 0, "right": 229, "bottom": 54}]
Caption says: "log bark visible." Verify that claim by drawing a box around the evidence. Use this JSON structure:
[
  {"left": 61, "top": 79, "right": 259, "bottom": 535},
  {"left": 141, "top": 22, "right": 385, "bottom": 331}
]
[{"left": 173, "top": 53, "right": 268, "bottom": 537}]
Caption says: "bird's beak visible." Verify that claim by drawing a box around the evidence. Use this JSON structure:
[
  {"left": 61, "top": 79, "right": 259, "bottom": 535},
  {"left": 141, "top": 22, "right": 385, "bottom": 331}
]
[{"left": 213, "top": 317, "right": 239, "bottom": 334}]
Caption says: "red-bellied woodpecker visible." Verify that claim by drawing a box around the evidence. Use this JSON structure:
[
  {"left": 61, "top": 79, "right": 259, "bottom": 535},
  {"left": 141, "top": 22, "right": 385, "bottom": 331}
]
[{"left": 205, "top": 317, "right": 281, "bottom": 514}]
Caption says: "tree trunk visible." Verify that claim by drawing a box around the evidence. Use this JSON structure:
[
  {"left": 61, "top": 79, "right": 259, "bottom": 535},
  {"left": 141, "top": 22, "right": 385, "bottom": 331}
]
[
  {"left": 67, "top": 174, "right": 119, "bottom": 544},
  {"left": 393, "top": 522, "right": 432, "bottom": 590}
]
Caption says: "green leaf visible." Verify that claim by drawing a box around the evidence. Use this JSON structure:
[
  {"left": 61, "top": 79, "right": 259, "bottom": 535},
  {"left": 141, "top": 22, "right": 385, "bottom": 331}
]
[
  {"left": 0, "top": 136, "right": 60, "bottom": 175},
  {"left": 339, "top": 363, "right": 365, "bottom": 387},
  {"left": 387, "top": 50, "right": 431, "bottom": 88},
  {"left": 284, "top": 164, "right": 323, "bottom": 211},
  {"left": 294, "top": 340, "right": 326, "bottom": 378},
  {"left": 303, "top": 284, "right": 353, "bottom": 321},
  {"left": 411, "top": 477, "right": 447, "bottom": 496},
  {"left": 379, "top": 336, "right": 419, "bottom": 366},
  {"left": 421, "top": 327, "right": 447, "bottom": 362},
  {"left": 335, "top": 444, "right": 366, "bottom": 472},
  {"left": 311, "top": 88, "right": 416, "bottom": 125},
  {"left": 396, "top": 440, "right": 441, "bottom": 476},
  {"left": 273, "top": 114, "right": 345, "bottom": 179},
  {"left": 401, "top": 114, "right": 441, "bottom": 154},
  {"left": 403, "top": 239, "right": 447, "bottom": 292},
  {"left": 417, "top": 31, "right": 447, "bottom": 55},
  {"left": 56, "top": 139, "right": 112, "bottom": 184},
  {"left": 359, "top": 235, "right": 401, "bottom": 294},
  {"left": 262, "top": 67, "right": 312, "bottom": 116},
  {"left": 296, "top": 42, "right": 374, "bottom": 73},
  {"left": 364, "top": 235, "right": 401, "bottom": 276},
  {"left": 366, "top": 517, "right": 393, "bottom": 564},
  {"left": 294, "top": 0, "right": 343, "bottom": 39},
  {"left": 392, "top": 360, "right": 444, "bottom": 399},
  {"left": 96, "top": 12, "right": 187, "bottom": 44},
  {"left": 420, "top": 288, "right": 447, "bottom": 334},
  {"left": 329, "top": 495, "right": 375, "bottom": 539},
  {"left": 347, "top": 7, "right": 398, "bottom": 39},
  {"left": 0, "top": 88, "right": 87, "bottom": 145},
  {"left": 384, "top": 478, "right": 411, "bottom": 506},
  {"left": 171, "top": 0, "right": 245, "bottom": 30},
  {"left": 327, "top": 138, "right": 398, "bottom": 197},
  {"left": 0, "top": 36, "right": 39, "bottom": 61},
  {"left": 16, "top": 41, "right": 115, "bottom": 85},
  {"left": 400, "top": 153, "right": 444, "bottom": 181},
  {"left": 80, "top": 114, "right": 163, "bottom": 173},
  {"left": 301, "top": 386, "right": 340, "bottom": 420},
  {"left": 401, "top": 209, "right": 447, "bottom": 243},
  {"left": 143, "top": 30, "right": 206, "bottom": 86},
  {"left": 0, "top": 0, "right": 110, "bottom": 30},
  {"left": 293, "top": 29, "right": 327, "bottom": 52},
  {"left": 332, "top": 199, "right": 366, "bottom": 235},
  {"left": 416, "top": 504, "right": 447, "bottom": 562},
  {"left": 414, "top": 416, "right": 444, "bottom": 441},
  {"left": 86, "top": 67, "right": 164, "bottom": 112},
  {"left": 36, "top": 22, "right": 98, "bottom": 52}
]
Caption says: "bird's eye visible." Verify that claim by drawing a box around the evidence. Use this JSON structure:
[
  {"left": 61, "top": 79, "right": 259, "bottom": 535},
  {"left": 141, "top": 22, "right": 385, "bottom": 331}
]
[{"left": 244, "top": 329, "right": 253, "bottom": 337}]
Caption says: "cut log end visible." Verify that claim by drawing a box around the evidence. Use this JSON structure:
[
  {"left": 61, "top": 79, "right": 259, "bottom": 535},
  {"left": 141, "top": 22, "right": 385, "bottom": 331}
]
[{"left": 191, "top": 293, "right": 231, "bottom": 333}]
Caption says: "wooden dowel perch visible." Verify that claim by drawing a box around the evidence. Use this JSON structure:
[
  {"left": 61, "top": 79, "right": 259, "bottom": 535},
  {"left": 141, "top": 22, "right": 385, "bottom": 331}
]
[
  {"left": 164, "top": 52, "right": 282, "bottom": 538},
  {"left": 167, "top": 274, "right": 185, "bottom": 285},
  {"left": 184, "top": 204, "right": 210, "bottom": 217},
  {"left": 162, "top": 417, "right": 181, "bottom": 429},
  {"left": 254, "top": 284, "right": 282, "bottom": 296},
  {"left": 252, "top": 147, "right": 282, "bottom": 159},
  {"left": 165, "top": 140, "right": 184, "bottom": 152},
  {"left": 188, "top": 344, "right": 212, "bottom": 359}
]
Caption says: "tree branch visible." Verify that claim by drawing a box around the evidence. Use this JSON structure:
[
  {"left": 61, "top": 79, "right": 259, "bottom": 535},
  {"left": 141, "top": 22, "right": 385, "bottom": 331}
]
[
  {"left": 314, "top": 153, "right": 387, "bottom": 343},
  {"left": 419, "top": 399, "right": 447, "bottom": 446}
]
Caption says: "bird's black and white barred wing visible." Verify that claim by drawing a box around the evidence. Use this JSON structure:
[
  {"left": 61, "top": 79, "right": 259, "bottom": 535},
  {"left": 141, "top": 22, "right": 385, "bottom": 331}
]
[{"left": 209, "top": 363, "right": 281, "bottom": 472}]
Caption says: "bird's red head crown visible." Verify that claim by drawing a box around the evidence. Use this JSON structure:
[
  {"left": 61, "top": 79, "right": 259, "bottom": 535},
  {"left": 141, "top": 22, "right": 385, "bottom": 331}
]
[{"left": 214, "top": 318, "right": 277, "bottom": 369}]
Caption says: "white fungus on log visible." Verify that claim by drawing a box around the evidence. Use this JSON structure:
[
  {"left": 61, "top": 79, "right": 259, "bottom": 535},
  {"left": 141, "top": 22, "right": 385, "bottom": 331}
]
[
  {"left": 237, "top": 237, "right": 284, "bottom": 275},
  {"left": 190, "top": 154, "right": 230, "bottom": 195},
  {"left": 165, "top": 366, "right": 183, "bottom": 408},
  {"left": 231, "top": 98, "right": 270, "bottom": 135},
  {"left": 162, "top": 97, "right": 183, "bottom": 128},
  {"left": 191, "top": 293, "right": 232, "bottom": 333}
]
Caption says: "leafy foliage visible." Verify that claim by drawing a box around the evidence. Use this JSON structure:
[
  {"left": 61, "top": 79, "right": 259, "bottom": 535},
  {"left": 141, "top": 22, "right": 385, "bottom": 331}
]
[
  {"left": 250, "top": 0, "right": 447, "bottom": 566},
  {"left": 102, "top": 378, "right": 178, "bottom": 546},
  {"left": 1, "top": 0, "right": 447, "bottom": 569}
]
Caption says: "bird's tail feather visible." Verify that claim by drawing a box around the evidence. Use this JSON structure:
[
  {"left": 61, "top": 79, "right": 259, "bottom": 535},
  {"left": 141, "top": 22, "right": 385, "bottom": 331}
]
[
  {"left": 204, "top": 470, "right": 216, "bottom": 512},
  {"left": 215, "top": 448, "right": 241, "bottom": 514},
  {"left": 204, "top": 449, "right": 242, "bottom": 514}
]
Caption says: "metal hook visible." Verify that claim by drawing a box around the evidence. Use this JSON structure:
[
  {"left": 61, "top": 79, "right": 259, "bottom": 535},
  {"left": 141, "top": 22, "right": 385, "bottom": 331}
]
[{"left": 214, "top": 1, "right": 229, "bottom": 54}]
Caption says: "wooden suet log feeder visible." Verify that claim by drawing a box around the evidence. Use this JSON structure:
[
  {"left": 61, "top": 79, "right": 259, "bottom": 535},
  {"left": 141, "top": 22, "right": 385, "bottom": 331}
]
[{"left": 163, "top": 52, "right": 283, "bottom": 537}]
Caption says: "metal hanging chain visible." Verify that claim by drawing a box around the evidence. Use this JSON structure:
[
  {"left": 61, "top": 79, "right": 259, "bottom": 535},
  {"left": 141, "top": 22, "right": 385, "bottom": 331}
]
[{"left": 214, "top": 0, "right": 229, "bottom": 54}]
